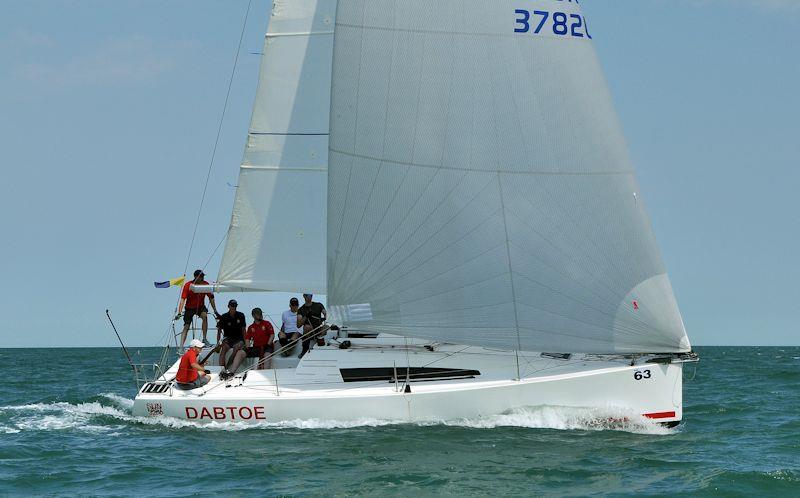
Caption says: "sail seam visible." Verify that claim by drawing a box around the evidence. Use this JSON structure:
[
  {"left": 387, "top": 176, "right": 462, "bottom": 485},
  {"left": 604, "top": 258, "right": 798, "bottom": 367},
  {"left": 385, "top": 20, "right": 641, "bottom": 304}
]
[
  {"left": 364, "top": 226, "right": 506, "bottom": 304},
  {"left": 265, "top": 31, "right": 334, "bottom": 38},
  {"left": 250, "top": 132, "right": 329, "bottom": 136},
  {"left": 240, "top": 165, "right": 326, "bottom": 171},
  {"left": 497, "top": 174, "right": 523, "bottom": 377},
  {"left": 334, "top": 23, "right": 587, "bottom": 42},
  {"left": 329, "top": 149, "right": 633, "bottom": 176}
]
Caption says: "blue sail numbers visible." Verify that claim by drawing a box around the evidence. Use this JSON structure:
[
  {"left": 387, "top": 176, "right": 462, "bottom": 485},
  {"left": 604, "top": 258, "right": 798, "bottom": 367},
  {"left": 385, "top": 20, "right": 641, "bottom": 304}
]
[{"left": 514, "top": 8, "right": 592, "bottom": 39}]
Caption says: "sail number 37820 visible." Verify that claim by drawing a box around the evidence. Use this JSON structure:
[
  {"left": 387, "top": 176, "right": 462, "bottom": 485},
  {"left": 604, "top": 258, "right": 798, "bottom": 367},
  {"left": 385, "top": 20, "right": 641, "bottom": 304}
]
[{"left": 514, "top": 9, "right": 592, "bottom": 39}]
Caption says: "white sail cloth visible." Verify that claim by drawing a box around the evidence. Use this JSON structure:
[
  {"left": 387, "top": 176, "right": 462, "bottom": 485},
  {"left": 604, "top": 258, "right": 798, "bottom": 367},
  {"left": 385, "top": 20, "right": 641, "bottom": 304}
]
[
  {"left": 326, "top": 0, "right": 690, "bottom": 353},
  {"left": 217, "top": 0, "right": 336, "bottom": 294}
]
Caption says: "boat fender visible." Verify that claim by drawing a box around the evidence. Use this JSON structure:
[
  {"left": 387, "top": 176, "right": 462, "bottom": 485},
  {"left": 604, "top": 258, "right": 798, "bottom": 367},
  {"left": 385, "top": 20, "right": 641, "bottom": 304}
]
[{"left": 339, "top": 340, "right": 351, "bottom": 350}]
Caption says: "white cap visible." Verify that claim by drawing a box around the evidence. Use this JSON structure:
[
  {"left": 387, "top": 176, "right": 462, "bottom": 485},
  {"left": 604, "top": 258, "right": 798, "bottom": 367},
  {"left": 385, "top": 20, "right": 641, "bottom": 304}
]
[{"left": 189, "top": 339, "right": 205, "bottom": 348}]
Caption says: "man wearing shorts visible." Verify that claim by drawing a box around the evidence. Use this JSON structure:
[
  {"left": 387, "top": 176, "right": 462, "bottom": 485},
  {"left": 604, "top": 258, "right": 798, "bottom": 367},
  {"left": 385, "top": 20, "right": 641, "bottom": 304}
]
[
  {"left": 297, "top": 293, "right": 326, "bottom": 358},
  {"left": 244, "top": 308, "right": 274, "bottom": 369},
  {"left": 175, "top": 339, "right": 210, "bottom": 389},
  {"left": 278, "top": 297, "right": 302, "bottom": 356},
  {"left": 176, "top": 269, "right": 220, "bottom": 347},
  {"left": 217, "top": 299, "right": 246, "bottom": 377}
]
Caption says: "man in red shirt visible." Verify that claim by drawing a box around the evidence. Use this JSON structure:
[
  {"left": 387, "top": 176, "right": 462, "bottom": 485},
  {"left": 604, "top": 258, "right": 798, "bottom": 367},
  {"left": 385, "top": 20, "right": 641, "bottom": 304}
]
[
  {"left": 223, "top": 308, "right": 274, "bottom": 377},
  {"left": 175, "top": 269, "right": 220, "bottom": 348},
  {"left": 244, "top": 307, "right": 274, "bottom": 369},
  {"left": 175, "top": 339, "right": 210, "bottom": 389}
]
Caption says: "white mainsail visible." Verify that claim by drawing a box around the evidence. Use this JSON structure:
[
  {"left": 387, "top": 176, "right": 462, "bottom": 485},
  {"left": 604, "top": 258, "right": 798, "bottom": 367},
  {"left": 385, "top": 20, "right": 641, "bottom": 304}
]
[
  {"left": 326, "top": 0, "right": 690, "bottom": 353},
  {"left": 217, "top": 0, "right": 336, "bottom": 293}
]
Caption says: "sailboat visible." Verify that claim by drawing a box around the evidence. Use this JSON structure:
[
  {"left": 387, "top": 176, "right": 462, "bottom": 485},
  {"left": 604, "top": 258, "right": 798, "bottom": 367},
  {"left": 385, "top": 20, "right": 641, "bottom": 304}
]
[{"left": 132, "top": 0, "right": 697, "bottom": 426}]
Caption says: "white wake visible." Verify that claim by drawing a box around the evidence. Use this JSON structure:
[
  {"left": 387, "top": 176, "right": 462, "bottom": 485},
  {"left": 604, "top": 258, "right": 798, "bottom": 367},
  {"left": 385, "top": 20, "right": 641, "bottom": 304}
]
[{"left": 0, "top": 395, "right": 674, "bottom": 435}]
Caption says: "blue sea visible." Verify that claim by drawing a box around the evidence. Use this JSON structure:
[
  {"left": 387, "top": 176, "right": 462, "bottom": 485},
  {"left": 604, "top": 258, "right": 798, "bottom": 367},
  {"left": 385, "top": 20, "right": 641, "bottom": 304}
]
[{"left": 0, "top": 346, "right": 797, "bottom": 496}]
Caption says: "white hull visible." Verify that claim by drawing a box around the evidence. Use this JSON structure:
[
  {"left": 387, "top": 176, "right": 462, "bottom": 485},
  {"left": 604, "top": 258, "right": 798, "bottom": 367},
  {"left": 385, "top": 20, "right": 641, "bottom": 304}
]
[{"left": 133, "top": 336, "right": 687, "bottom": 426}]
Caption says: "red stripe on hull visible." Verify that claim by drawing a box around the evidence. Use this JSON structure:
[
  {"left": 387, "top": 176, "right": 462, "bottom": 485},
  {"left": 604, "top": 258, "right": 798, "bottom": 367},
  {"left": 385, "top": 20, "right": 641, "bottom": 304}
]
[{"left": 644, "top": 411, "right": 676, "bottom": 419}]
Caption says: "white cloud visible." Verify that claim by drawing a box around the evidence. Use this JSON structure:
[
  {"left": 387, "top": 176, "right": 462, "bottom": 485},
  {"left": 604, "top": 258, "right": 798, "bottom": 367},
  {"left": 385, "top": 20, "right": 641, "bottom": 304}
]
[
  {"left": 9, "top": 35, "right": 200, "bottom": 89},
  {"left": 7, "top": 29, "right": 56, "bottom": 49},
  {"left": 683, "top": 0, "right": 800, "bottom": 13}
]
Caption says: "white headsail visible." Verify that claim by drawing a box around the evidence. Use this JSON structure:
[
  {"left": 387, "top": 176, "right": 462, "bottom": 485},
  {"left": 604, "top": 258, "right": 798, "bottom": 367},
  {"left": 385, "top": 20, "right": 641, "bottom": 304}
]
[
  {"left": 326, "top": 0, "right": 690, "bottom": 353},
  {"left": 216, "top": 0, "right": 336, "bottom": 293}
]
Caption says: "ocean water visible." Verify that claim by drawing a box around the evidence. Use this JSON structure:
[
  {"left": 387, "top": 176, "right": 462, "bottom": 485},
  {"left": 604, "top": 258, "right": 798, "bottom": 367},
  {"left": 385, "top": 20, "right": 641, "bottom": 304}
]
[{"left": 0, "top": 346, "right": 797, "bottom": 496}]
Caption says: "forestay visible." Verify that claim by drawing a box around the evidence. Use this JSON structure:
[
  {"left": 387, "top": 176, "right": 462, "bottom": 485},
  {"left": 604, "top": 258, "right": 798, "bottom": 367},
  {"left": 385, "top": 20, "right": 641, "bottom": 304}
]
[
  {"left": 217, "top": 0, "right": 336, "bottom": 294},
  {"left": 326, "top": 0, "right": 690, "bottom": 353}
]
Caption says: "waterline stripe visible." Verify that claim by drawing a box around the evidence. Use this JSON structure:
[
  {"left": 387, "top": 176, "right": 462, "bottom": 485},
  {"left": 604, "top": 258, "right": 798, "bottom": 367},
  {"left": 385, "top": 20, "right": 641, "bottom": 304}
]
[{"left": 644, "top": 411, "right": 676, "bottom": 419}]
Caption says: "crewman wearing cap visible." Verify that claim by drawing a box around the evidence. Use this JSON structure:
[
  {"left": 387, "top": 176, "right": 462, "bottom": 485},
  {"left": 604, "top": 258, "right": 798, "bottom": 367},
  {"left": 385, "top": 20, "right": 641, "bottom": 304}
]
[
  {"left": 297, "top": 293, "right": 326, "bottom": 358},
  {"left": 175, "top": 339, "right": 210, "bottom": 389},
  {"left": 176, "top": 269, "right": 220, "bottom": 348},
  {"left": 217, "top": 299, "right": 246, "bottom": 377}
]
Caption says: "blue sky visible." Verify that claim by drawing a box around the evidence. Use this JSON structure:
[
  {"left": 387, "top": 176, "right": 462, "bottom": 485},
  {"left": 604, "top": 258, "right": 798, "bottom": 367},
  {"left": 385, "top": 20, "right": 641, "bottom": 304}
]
[{"left": 0, "top": 0, "right": 797, "bottom": 347}]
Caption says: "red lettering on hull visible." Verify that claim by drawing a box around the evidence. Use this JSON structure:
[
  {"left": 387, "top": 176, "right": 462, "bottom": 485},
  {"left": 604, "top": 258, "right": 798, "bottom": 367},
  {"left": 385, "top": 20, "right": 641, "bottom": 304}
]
[{"left": 183, "top": 406, "right": 266, "bottom": 420}]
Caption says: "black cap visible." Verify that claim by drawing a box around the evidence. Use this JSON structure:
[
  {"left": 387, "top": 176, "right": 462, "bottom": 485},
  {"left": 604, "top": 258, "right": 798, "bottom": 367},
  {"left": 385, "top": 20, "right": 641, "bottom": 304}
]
[
  {"left": 289, "top": 297, "right": 299, "bottom": 305},
  {"left": 228, "top": 299, "right": 238, "bottom": 307},
  {"left": 303, "top": 293, "right": 312, "bottom": 298},
  {"left": 193, "top": 269, "right": 204, "bottom": 278},
  {"left": 252, "top": 307, "right": 263, "bottom": 316}
]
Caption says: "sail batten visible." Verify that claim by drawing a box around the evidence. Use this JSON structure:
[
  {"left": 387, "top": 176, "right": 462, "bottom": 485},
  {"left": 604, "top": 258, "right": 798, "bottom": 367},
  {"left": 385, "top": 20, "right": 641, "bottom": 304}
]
[{"left": 326, "top": 0, "right": 690, "bottom": 353}]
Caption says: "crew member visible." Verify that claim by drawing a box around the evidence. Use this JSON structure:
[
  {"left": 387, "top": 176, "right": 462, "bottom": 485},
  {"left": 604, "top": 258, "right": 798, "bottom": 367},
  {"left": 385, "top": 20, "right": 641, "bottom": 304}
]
[
  {"left": 297, "top": 293, "right": 326, "bottom": 358},
  {"left": 217, "top": 299, "right": 246, "bottom": 377},
  {"left": 243, "top": 307, "right": 274, "bottom": 369},
  {"left": 278, "top": 297, "right": 302, "bottom": 356},
  {"left": 175, "top": 339, "right": 209, "bottom": 389},
  {"left": 176, "top": 269, "right": 220, "bottom": 347}
]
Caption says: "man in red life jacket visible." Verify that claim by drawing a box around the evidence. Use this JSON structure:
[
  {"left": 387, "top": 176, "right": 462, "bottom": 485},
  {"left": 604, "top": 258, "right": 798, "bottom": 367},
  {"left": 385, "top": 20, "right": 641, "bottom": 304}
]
[
  {"left": 224, "top": 308, "right": 274, "bottom": 378},
  {"left": 175, "top": 269, "right": 220, "bottom": 348},
  {"left": 175, "top": 339, "right": 210, "bottom": 389}
]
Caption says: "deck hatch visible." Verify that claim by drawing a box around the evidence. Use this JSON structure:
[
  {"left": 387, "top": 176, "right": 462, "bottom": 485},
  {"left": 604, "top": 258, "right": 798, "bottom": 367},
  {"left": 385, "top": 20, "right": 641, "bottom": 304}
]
[{"left": 339, "top": 367, "right": 480, "bottom": 383}]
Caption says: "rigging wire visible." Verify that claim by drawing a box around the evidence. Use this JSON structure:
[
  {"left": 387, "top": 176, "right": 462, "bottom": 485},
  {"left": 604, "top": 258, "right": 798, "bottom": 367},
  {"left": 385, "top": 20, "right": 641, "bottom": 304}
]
[
  {"left": 182, "top": 0, "right": 253, "bottom": 277},
  {"left": 151, "top": 0, "right": 253, "bottom": 352},
  {"left": 202, "top": 230, "right": 229, "bottom": 270}
]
